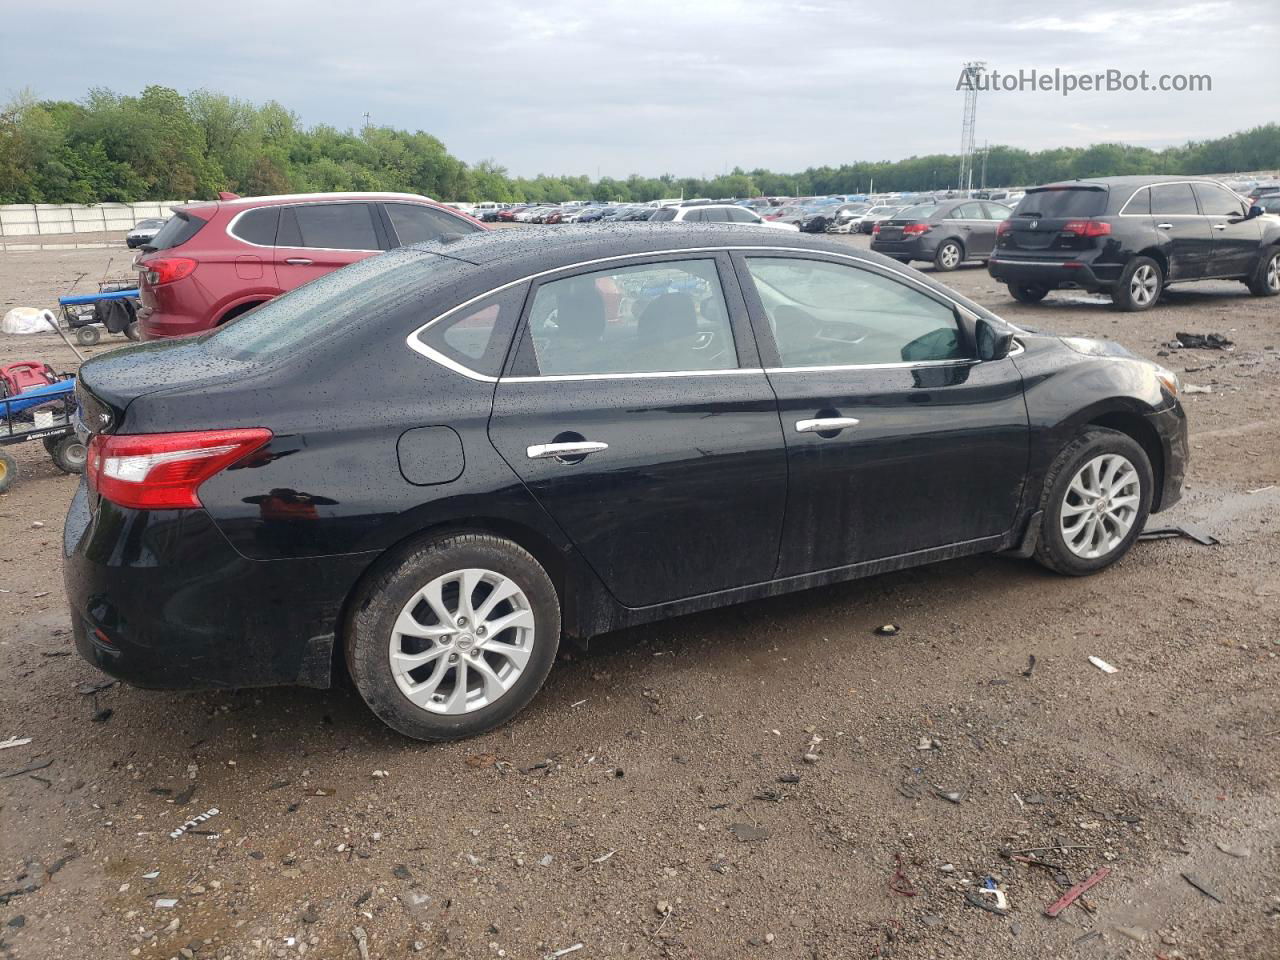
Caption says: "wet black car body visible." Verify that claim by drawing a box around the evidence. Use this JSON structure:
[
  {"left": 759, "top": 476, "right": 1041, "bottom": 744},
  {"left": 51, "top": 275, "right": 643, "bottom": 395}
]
[
  {"left": 988, "top": 175, "right": 1280, "bottom": 310},
  {"left": 65, "top": 225, "right": 1188, "bottom": 740},
  {"left": 870, "top": 199, "right": 1012, "bottom": 271}
]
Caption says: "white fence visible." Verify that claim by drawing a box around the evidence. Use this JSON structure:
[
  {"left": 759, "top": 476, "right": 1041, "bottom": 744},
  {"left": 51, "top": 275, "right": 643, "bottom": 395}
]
[{"left": 0, "top": 202, "right": 185, "bottom": 238}]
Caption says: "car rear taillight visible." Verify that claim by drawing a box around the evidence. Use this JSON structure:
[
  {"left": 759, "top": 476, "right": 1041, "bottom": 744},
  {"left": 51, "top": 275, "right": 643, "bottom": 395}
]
[
  {"left": 871, "top": 223, "right": 881, "bottom": 234},
  {"left": 996, "top": 220, "right": 1013, "bottom": 236},
  {"left": 142, "top": 257, "right": 197, "bottom": 285},
  {"left": 1061, "top": 220, "right": 1111, "bottom": 238},
  {"left": 902, "top": 223, "right": 931, "bottom": 236},
  {"left": 86, "top": 429, "right": 272, "bottom": 510}
]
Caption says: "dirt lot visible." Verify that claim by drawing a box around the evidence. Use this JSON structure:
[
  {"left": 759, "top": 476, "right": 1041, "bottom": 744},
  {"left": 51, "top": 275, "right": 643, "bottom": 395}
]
[{"left": 1, "top": 232, "right": 1278, "bottom": 960}]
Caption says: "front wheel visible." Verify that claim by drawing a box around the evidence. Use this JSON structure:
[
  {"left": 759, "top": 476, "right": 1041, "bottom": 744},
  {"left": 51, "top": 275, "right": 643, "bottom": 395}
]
[
  {"left": 1008, "top": 283, "right": 1050, "bottom": 304},
  {"left": 1111, "top": 256, "right": 1163, "bottom": 311},
  {"left": 934, "top": 240, "right": 963, "bottom": 271},
  {"left": 345, "top": 533, "right": 561, "bottom": 741},
  {"left": 51, "top": 434, "right": 87, "bottom": 475},
  {"left": 0, "top": 451, "right": 15, "bottom": 493},
  {"left": 75, "top": 325, "right": 101, "bottom": 346},
  {"left": 1034, "top": 428, "right": 1153, "bottom": 576},
  {"left": 1246, "top": 246, "right": 1280, "bottom": 297}
]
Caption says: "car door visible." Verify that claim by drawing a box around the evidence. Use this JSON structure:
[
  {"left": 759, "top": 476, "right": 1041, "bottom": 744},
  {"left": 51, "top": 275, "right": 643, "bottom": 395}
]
[
  {"left": 273, "top": 201, "right": 388, "bottom": 291},
  {"left": 733, "top": 253, "right": 1029, "bottom": 574},
  {"left": 1192, "top": 182, "right": 1262, "bottom": 278},
  {"left": 487, "top": 253, "right": 788, "bottom": 607},
  {"left": 980, "top": 203, "right": 1012, "bottom": 256},
  {"left": 949, "top": 202, "right": 992, "bottom": 257},
  {"left": 1149, "top": 183, "right": 1212, "bottom": 281}
]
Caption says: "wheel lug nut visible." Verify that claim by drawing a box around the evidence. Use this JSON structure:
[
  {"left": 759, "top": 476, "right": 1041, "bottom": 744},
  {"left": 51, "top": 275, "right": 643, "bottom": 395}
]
[
  {"left": 475, "top": 626, "right": 486, "bottom": 637},
  {"left": 456, "top": 617, "right": 468, "bottom": 628},
  {"left": 448, "top": 653, "right": 458, "bottom": 663}
]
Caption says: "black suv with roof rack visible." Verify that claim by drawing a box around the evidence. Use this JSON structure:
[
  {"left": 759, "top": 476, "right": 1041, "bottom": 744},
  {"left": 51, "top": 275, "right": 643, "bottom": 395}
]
[{"left": 988, "top": 175, "right": 1280, "bottom": 311}]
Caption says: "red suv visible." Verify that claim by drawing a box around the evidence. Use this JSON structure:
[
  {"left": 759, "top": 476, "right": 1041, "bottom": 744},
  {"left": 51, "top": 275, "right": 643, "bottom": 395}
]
[{"left": 135, "top": 193, "right": 485, "bottom": 339}]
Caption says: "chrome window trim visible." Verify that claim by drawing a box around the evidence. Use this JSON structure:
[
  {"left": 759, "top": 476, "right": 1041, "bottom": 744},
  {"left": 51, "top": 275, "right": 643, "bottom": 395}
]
[
  {"left": 224, "top": 200, "right": 393, "bottom": 253},
  {"left": 404, "top": 244, "right": 1020, "bottom": 382}
]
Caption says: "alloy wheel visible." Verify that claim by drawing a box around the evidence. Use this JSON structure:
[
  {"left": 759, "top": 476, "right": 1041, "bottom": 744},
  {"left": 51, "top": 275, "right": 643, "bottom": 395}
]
[
  {"left": 940, "top": 244, "right": 960, "bottom": 268},
  {"left": 1059, "top": 454, "right": 1141, "bottom": 559},
  {"left": 1129, "top": 264, "right": 1159, "bottom": 306},
  {"left": 388, "top": 568, "right": 535, "bottom": 715},
  {"left": 1267, "top": 252, "right": 1279, "bottom": 293}
]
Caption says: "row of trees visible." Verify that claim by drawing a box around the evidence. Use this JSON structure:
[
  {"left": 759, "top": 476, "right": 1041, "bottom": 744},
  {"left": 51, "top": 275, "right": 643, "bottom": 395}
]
[{"left": 1, "top": 86, "right": 1277, "bottom": 206}]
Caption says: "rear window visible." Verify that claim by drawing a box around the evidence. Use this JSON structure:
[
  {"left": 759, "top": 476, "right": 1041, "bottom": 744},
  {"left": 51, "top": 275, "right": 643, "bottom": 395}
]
[
  {"left": 204, "top": 249, "right": 454, "bottom": 360},
  {"left": 146, "top": 211, "right": 208, "bottom": 250},
  {"left": 1013, "top": 188, "right": 1107, "bottom": 218}
]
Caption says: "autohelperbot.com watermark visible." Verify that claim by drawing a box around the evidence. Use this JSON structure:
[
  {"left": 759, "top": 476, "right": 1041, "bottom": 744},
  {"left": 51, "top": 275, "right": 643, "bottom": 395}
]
[{"left": 956, "top": 67, "right": 1211, "bottom": 96}]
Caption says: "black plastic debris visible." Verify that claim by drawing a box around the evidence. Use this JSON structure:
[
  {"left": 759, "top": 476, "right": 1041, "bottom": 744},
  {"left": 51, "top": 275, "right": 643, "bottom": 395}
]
[
  {"left": 1139, "top": 523, "right": 1219, "bottom": 546},
  {"left": 1174, "top": 332, "right": 1233, "bottom": 350}
]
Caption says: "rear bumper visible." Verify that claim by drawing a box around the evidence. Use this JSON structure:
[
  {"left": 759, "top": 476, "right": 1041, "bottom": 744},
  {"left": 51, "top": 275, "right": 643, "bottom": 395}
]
[
  {"left": 136, "top": 305, "right": 210, "bottom": 340},
  {"left": 870, "top": 237, "right": 932, "bottom": 259},
  {"left": 987, "top": 257, "right": 1124, "bottom": 290},
  {"left": 63, "top": 483, "right": 375, "bottom": 690}
]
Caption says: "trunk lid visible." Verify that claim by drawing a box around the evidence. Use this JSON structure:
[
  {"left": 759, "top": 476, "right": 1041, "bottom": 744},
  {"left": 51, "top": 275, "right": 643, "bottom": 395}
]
[{"left": 997, "top": 185, "right": 1111, "bottom": 256}]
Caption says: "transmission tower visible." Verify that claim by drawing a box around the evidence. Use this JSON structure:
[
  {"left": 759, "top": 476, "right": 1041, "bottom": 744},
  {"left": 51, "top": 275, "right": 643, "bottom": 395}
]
[{"left": 957, "top": 61, "right": 985, "bottom": 193}]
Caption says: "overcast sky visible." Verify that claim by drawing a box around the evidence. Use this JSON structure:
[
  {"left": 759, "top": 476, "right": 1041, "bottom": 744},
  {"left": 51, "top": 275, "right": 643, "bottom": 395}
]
[{"left": 4, "top": 0, "right": 1276, "bottom": 178}]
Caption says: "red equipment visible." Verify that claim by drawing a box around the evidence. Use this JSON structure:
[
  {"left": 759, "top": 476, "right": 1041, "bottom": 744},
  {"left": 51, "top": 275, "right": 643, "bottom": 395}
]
[{"left": 0, "top": 362, "right": 58, "bottom": 397}]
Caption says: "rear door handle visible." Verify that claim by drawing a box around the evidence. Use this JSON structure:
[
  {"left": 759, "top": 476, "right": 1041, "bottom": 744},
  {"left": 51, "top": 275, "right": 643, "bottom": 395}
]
[
  {"left": 1212, "top": 223, "right": 1227, "bottom": 231},
  {"left": 1156, "top": 222, "right": 1174, "bottom": 230},
  {"left": 796, "top": 417, "right": 860, "bottom": 433},
  {"left": 284, "top": 257, "right": 313, "bottom": 265},
  {"left": 527, "top": 441, "right": 609, "bottom": 460}
]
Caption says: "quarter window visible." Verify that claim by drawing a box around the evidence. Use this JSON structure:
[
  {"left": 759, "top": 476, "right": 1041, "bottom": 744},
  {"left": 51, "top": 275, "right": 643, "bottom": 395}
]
[
  {"left": 744, "top": 258, "right": 967, "bottom": 367},
  {"left": 983, "top": 203, "right": 1011, "bottom": 221},
  {"left": 279, "top": 203, "right": 380, "bottom": 250},
  {"left": 230, "top": 207, "right": 279, "bottom": 246},
  {"left": 514, "top": 260, "right": 737, "bottom": 376},
  {"left": 1122, "top": 187, "right": 1151, "bottom": 215},
  {"left": 387, "top": 203, "right": 481, "bottom": 245},
  {"left": 416, "top": 285, "right": 525, "bottom": 378},
  {"left": 1150, "top": 183, "right": 1199, "bottom": 216},
  {"left": 1192, "top": 183, "right": 1246, "bottom": 218},
  {"left": 952, "top": 203, "right": 985, "bottom": 219}
]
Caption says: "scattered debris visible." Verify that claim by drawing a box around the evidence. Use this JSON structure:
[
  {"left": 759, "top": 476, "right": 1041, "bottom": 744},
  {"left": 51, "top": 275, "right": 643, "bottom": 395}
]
[
  {"left": 155, "top": 898, "right": 178, "bottom": 909},
  {"left": 1174, "top": 332, "right": 1233, "bottom": 350},
  {"left": 936, "top": 790, "right": 963, "bottom": 804},
  {"left": 1139, "top": 523, "right": 1219, "bottom": 546},
  {"left": 874, "top": 624, "right": 899, "bottom": 636},
  {"left": 75, "top": 680, "right": 116, "bottom": 696},
  {"left": 371, "top": 769, "right": 389, "bottom": 778},
  {"left": 142, "top": 871, "right": 160, "bottom": 880},
  {"left": 1, "top": 759, "right": 52, "bottom": 779},
  {"left": 91, "top": 707, "right": 113, "bottom": 723},
  {"left": 778, "top": 773, "right": 800, "bottom": 784},
  {"left": 1247, "top": 485, "right": 1276, "bottom": 495},
  {"left": 545, "top": 945, "right": 583, "bottom": 959},
  {"left": 1044, "top": 867, "right": 1111, "bottom": 917},
  {"left": 1181, "top": 872, "right": 1224, "bottom": 903},
  {"left": 801, "top": 752, "right": 819, "bottom": 764},
  {"left": 0, "top": 737, "right": 32, "bottom": 750},
  {"left": 1021, "top": 654, "right": 1037, "bottom": 677},
  {"left": 729, "top": 822, "right": 770, "bottom": 842},
  {"left": 888, "top": 853, "right": 917, "bottom": 897},
  {"left": 590, "top": 850, "right": 616, "bottom": 864},
  {"left": 1088, "top": 656, "right": 1118, "bottom": 675},
  {"left": 1114, "top": 925, "right": 1148, "bottom": 942},
  {"left": 916, "top": 737, "right": 940, "bottom": 751},
  {"left": 392, "top": 864, "right": 411, "bottom": 880},
  {"left": 964, "top": 887, "right": 1009, "bottom": 917},
  {"left": 1182, "top": 383, "right": 1212, "bottom": 395},
  {"left": 351, "top": 925, "right": 370, "bottom": 960},
  {"left": 1215, "top": 842, "right": 1250, "bottom": 858},
  {"left": 169, "top": 807, "right": 220, "bottom": 839}
]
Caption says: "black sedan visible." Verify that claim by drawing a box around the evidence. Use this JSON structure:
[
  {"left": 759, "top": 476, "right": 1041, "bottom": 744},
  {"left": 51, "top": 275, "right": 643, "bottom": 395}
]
[
  {"left": 871, "top": 199, "right": 1012, "bottom": 270},
  {"left": 65, "top": 225, "right": 1188, "bottom": 741}
]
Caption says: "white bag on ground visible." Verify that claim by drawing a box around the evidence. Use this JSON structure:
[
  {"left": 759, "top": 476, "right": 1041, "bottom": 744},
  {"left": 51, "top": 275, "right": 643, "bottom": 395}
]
[{"left": 2, "top": 307, "right": 58, "bottom": 335}]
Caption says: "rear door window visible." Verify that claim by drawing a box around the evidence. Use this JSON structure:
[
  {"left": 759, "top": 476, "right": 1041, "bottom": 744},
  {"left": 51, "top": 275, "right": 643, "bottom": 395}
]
[
  {"left": 512, "top": 259, "right": 737, "bottom": 376},
  {"left": 1014, "top": 188, "right": 1108, "bottom": 218},
  {"left": 279, "top": 203, "right": 380, "bottom": 250},
  {"left": 386, "top": 203, "right": 481, "bottom": 245},
  {"left": 1150, "top": 183, "right": 1199, "bottom": 216},
  {"left": 229, "top": 207, "right": 279, "bottom": 246}
]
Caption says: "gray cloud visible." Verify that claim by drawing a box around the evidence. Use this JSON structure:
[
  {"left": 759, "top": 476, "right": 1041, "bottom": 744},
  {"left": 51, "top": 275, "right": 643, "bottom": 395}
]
[{"left": 5, "top": 0, "right": 1276, "bottom": 177}]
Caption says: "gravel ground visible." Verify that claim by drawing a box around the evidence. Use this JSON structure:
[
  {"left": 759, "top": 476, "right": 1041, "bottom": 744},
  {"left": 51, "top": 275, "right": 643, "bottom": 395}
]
[{"left": 1, "top": 232, "right": 1278, "bottom": 960}]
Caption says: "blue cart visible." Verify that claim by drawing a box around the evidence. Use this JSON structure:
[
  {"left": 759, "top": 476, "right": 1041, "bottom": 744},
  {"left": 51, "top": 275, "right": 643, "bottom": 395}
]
[
  {"left": 58, "top": 285, "right": 142, "bottom": 346},
  {"left": 0, "top": 377, "right": 82, "bottom": 493}
]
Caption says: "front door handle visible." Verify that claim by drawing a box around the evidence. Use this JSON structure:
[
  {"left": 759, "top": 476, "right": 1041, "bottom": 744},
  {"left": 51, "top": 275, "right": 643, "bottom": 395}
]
[
  {"left": 1212, "top": 223, "right": 1227, "bottom": 231},
  {"left": 285, "top": 257, "right": 314, "bottom": 265},
  {"left": 527, "top": 441, "right": 609, "bottom": 460},
  {"left": 1156, "top": 222, "right": 1174, "bottom": 229},
  {"left": 796, "top": 417, "right": 861, "bottom": 433}
]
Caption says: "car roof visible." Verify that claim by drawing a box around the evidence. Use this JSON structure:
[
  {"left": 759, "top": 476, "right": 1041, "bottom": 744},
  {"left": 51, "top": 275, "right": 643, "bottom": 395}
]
[
  {"left": 1030, "top": 174, "right": 1225, "bottom": 191},
  {"left": 175, "top": 192, "right": 443, "bottom": 216}
]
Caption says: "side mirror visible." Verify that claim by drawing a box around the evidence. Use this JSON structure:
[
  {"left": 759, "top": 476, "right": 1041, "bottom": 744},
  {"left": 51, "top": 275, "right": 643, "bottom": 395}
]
[
  {"left": 1249, "top": 204, "right": 1264, "bottom": 219},
  {"left": 976, "top": 317, "right": 1014, "bottom": 361}
]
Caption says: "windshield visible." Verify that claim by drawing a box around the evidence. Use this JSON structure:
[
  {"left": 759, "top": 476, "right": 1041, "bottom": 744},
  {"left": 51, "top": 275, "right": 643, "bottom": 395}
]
[
  {"left": 1014, "top": 187, "right": 1108, "bottom": 218},
  {"left": 204, "top": 249, "right": 453, "bottom": 360}
]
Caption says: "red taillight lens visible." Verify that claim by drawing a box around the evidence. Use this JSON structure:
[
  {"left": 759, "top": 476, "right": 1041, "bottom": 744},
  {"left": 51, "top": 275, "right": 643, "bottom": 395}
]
[
  {"left": 1061, "top": 220, "right": 1111, "bottom": 238},
  {"left": 86, "top": 428, "right": 272, "bottom": 510},
  {"left": 996, "top": 220, "right": 1013, "bottom": 236},
  {"left": 902, "top": 223, "right": 931, "bottom": 236},
  {"left": 143, "top": 257, "right": 197, "bottom": 285},
  {"left": 871, "top": 223, "right": 881, "bottom": 234}
]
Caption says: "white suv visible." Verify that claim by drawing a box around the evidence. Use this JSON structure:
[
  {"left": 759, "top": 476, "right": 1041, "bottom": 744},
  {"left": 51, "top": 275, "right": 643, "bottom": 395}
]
[{"left": 649, "top": 204, "right": 800, "bottom": 231}]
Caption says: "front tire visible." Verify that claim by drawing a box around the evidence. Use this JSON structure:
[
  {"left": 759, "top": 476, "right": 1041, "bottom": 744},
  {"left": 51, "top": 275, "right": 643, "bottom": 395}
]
[
  {"left": 1034, "top": 428, "right": 1153, "bottom": 576},
  {"left": 0, "top": 451, "right": 15, "bottom": 493},
  {"left": 1111, "top": 256, "right": 1163, "bottom": 311},
  {"left": 345, "top": 533, "right": 560, "bottom": 741},
  {"left": 934, "top": 240, "right": 963, "bottom": 271},
  {"left": 1008, "top": 283, "right": 1050, "bottom": 304},
  {"left": 74, "top": 325, "right": 101, "bottom": 346},
  {"left": 1246, "top": 246, "right": 1280, "bottom": 297}
]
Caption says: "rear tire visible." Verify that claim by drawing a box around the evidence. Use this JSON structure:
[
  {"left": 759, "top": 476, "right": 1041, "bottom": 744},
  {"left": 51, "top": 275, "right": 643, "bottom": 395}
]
[
  {"left": 75, "top": 325, "right": 101, "bottom": 346},
  {"left": 933, "top": 240, "right": 963, "bottom": 271},
  {"left": 1111, "top": 256, "right": 1163, "bottom": 311},
  {"left": 345, "top": 533, "right": 561, "bottom": 741},
  {"left": 1245, "top": 246, "right": 1280, "bottom": 297},
  {"left": 1008, "top": 283, "right": 1050, "bottom": 304},
  {"left": 0, "top": 451, "right": 15, "bottom": 493},
  {"left": 124, "top": 321, "right": 141, "bottom": 341},
  {"left": 51, "top": 434, "right": 87, "bottom": 475},
  {"left": 1034, "top": 428, "right": 1153, "bottom": 576}
]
